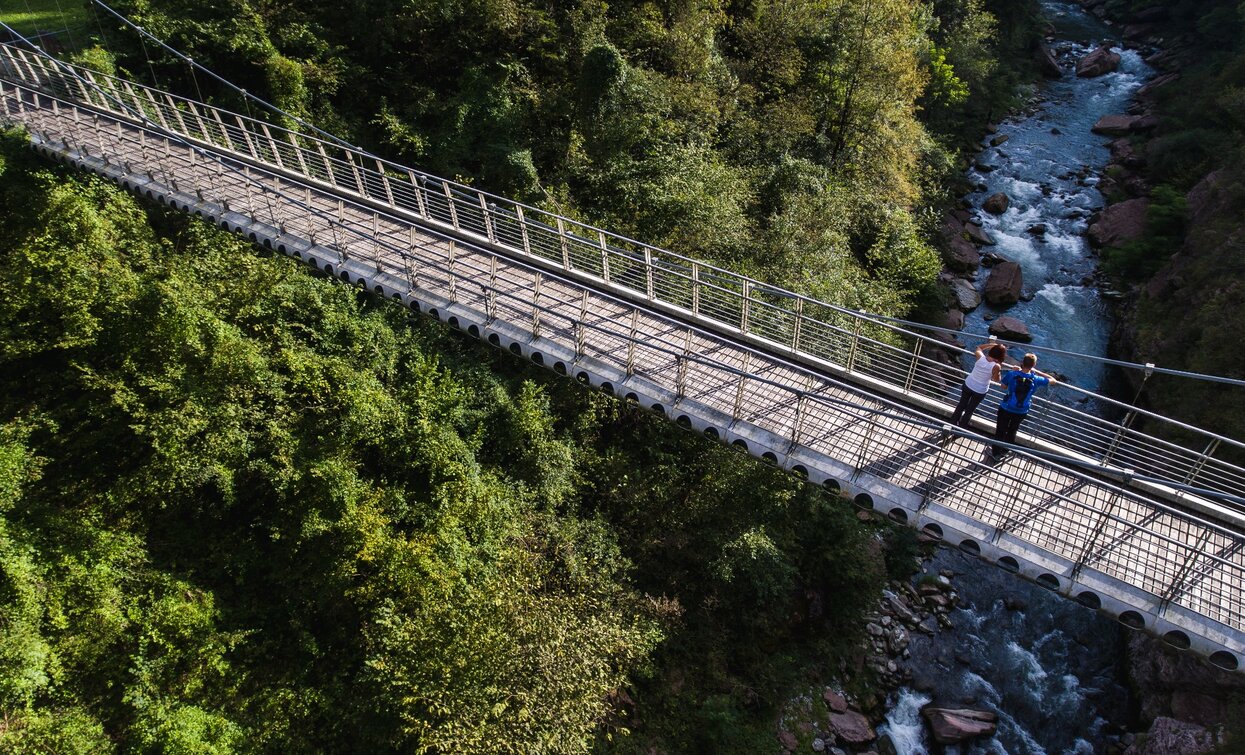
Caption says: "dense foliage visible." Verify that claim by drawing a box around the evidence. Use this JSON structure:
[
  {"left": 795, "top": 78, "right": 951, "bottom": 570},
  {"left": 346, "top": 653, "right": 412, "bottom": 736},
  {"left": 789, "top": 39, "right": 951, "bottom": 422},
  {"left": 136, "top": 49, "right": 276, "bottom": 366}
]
[
  {"left": 1093, "top": 0, "right": 1245, "bottom": 449},
  {"left": 0, "top": 133, "right": 895, "bottom": 751},
  {"left": 83, "top": 0, "right": 1040, "bottom": 323}
]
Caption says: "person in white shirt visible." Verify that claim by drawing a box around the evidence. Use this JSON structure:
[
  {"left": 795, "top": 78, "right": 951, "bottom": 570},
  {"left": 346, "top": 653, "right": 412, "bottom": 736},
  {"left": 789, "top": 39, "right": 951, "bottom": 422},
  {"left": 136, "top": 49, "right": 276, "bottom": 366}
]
[{"left": 947, "top": 341, "right": 1007, "bottom": 434}]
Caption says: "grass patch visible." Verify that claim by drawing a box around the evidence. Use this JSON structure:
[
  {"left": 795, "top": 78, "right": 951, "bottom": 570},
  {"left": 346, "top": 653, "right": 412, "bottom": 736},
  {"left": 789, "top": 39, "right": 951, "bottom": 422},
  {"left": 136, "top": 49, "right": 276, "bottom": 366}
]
[{"left": 1, "top": 0, "right": 92, "bottom": 45}]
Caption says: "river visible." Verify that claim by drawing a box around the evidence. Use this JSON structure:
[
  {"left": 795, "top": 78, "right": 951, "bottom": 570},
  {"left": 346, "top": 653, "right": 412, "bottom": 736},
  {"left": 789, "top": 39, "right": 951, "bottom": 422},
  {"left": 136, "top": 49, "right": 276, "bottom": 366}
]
[{"left": 879, "top": 3, "right": 1153, "bottom": 752}]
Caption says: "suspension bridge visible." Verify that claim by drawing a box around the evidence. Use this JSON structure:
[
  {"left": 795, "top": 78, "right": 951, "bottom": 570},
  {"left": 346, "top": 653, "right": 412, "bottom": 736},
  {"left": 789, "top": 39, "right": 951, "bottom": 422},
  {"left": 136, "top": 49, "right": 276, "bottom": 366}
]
[{"left": 2, "top": 15, "right": 1245, "bottom": 671}]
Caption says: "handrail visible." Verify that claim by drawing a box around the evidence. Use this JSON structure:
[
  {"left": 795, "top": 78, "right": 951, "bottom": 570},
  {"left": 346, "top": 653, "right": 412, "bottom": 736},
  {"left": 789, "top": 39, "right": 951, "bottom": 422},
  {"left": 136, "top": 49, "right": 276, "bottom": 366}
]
[
  {"left": 2, "top": 40, "right": 1245, "bottom": 508},
  {"left": 5, "top": 74, "right": 1245, "bottom": 652}
]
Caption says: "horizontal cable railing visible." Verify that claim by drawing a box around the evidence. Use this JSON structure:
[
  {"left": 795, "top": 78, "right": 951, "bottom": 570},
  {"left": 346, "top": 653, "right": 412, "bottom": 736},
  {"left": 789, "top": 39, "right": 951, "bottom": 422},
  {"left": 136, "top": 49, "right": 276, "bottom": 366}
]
[
  {"left": 5, "top": 77, "right": 1245, "bottom": 649},
  {"left": 2, "top": 42, "right": 1245, "bottom": 509}
]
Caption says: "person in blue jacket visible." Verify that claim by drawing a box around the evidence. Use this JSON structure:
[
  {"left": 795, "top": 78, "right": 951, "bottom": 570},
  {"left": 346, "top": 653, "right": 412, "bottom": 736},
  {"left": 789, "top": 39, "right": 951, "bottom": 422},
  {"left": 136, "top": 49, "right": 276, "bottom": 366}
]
[{"left": 989, "top": 352, "right": 1056, "bottom": 459}]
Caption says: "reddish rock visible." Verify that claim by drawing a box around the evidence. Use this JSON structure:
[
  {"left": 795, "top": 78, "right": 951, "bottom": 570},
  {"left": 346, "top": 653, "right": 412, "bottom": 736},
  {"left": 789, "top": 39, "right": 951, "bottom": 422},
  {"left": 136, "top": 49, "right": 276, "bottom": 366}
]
[
  {"left": 829, "top": 710, "right": 875, "bottom": 745},
  {"left": 778, "top": 730, "right": 798, "bottom": 751},
  {"left": 988, "top": 316, "right": 1032, "bottom": 342},
  {"left": 943, "top": 237, "right": 981, "bottom": 273},
  {"left": 1092, "top": 114, "right": 1139, "bottom": 136},
  {"left": 823, "top": 689, "right": 849, "bottom": 713},
  {"left": 1088, "top": 198, "right": 1149, "bottom": 248},
  {"left": 1131, "top": 114, "right": 1160, "bottom": 132},
  {"left": 983, "top": 193, "right": 1009, "bottom": 215},
  {"left": 922, "top": 707, "right": 998, "bottom": 745},
  {"left": 964, "top": 222, "right": 996, "bottom": 246},
  {"left": 983, "top": 261, "right": 1023, "bottom": 305},
  {"left": 1077, "top": 45, "right": 1121, "bottom": 77}
]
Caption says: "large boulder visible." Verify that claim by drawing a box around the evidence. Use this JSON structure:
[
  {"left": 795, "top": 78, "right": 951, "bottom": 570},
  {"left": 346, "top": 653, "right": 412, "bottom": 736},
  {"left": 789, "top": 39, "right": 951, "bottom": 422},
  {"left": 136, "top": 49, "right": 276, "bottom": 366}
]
[
  {"left": 828, "top": 710, "right": 875, "bottom": 746},
  {"left": 943, "top": 237, "right": 981, "bottom": 273},
  {"left": 964, "top": 222, "right": 996, "bottom": 246},
  {"left": 1088, "top": 198, "right": 1149, "bottom": 248},
  {"left": 1092, "top": 114, "right": 1140, "bottom": 136},
  {"left": 983, "top": 261, "right": 1023, "bottom": 305},
  {"left": 921, "top": 707, "right": 998, "bottom": 745},
  {"left": 1034, "top": 43, "right": 1062, "bottom": 78},
  {"left": 988, "top": 316, "right": 1032, "bottom": 342},
  {"left": 983, "top": 192, "right": 1010, "bottom": 215},
  {"left": 949, "top": 278, "right": 981, "bottom": 312},
  {"left": 1076, "top": 45, "right": 1121, "bottom": 77}
]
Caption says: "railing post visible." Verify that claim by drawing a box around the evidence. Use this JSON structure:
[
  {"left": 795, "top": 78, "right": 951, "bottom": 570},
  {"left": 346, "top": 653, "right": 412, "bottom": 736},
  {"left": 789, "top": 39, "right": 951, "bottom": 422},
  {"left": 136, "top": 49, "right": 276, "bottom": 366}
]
[
  {"left": 732, "top": 352, "right": 751, "bottom": 423},
  {"left": 625, "top": 309, "right": 638, "bottom": 376},
  {"left": 792, "top": 297, "right": 804, "bottom": 352},
  {"left": 692, "top": 262, "right": 700, "bottom": 316},
  {"left": 846, "top": 316, "right": 863, "bottom": 372},
  {"left": 346, "top": 150, "right": 366, "bottom": 197},
  {"left": 447, "top": 241, "right": 457, "bottom": 302},
  {"left": 260, "top": 123, "right": 282, "bottom": 168},
  {"left": 903, "top": 339, "right": 923, "bottom": 393},
  {"left": 598, "top": 231, "right": 611, "bottom": 282},
  {"left": 741, "top": 280, "right": 751, "bottom": 334},
  {"left": 406, "top": 227, "right": 420, "bottom": 291},
  {"left": 442, "top": 182, "right": 459, "bottom": 229},
  {"left": 372, "top": 212, "right": 382, "bottom": 272},
  {"left": 531, "top": 272, "right": 542, "bottom": 338},
  {"left": 238, "top": 114, "right": 261, "bottom": 159},
  {"left": 480, "top": 195, "right": 496, "bottom": 243},
  {"left": 644, "top": 247, "right": 654, "bottom": 300},
  {"left": 290, "top": 132, "right": 310, "bottom": 178},
  {"left": 1182, "top": 438, "right": 1220, "bottom": 488},
  {"left": 516, "top": 206, "right": 532, "bottom": 256},
  {"left": 676, "top": 328, "right": 692, "bottom": 400},
  {"left": 378, "top": 162, "right": 395, "bottom": 207},
  {"left": 575, "top": 290, "right": 589, "bottom": 357},
  {"left": 316, "top": 141, "right": 337, "bottom": 187},
  {"left": 486, "top": 256, "right": 498, "bottom": 322},
  {"left": 409, "top": 171, "right": 427, "bottom": 218}
]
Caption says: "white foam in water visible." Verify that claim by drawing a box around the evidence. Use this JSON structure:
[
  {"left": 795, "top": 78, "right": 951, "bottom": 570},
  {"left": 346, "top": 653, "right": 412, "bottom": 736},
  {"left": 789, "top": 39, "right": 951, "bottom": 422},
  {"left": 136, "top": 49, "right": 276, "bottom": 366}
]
[
  {"left": 879, "top": 689, "right": 933, "bottom": 755},
  {"left": 1036, "top": 284, "right": 1076, "bottom": 315}
]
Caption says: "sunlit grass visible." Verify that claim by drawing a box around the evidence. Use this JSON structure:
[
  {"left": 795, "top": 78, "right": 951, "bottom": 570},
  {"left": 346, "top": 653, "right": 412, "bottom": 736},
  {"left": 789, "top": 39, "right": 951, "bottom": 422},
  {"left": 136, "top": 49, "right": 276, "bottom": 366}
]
[{"left": 1, "top": 0, "right": 92, "bottom": 45}]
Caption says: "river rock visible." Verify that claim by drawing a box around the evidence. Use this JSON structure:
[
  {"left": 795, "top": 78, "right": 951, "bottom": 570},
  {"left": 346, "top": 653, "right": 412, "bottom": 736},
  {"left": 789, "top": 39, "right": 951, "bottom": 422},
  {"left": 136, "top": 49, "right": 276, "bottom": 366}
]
[
  {"left": 1034, "top": 43, "right": 1062, "bottom": 78},
  {"left": 988, "top": 316, "right": 1032, "bottom": 342},
  {"left": 942, "top": 308, "right": 965, "bottom": 331},
  {"left": 1123, "top": 717, "right": 1216, "bottom": 755},
  {"left": 921, "top": 707, "right": 999, "bottom": 745},
  {"left": 1076, "top": 45, "right": 1121, "bottom": 77},
  {"left": 1027, "top": 223, "right": 1047, "bottom": 236},
  {"left": 829, "top": 711, "right": 875, "bottom": 745},
  {"left": 1091, "top": 114, "right": 1139, "bottom": 136},
  {"left": 949, "top": 278, "right": 981, "bottom": 311},
  {"left": 964, "top": 222, "right": 996, "bottom": 245},
  {"left": 943, "top": 237, "right": 981, "bottom": 272},
  {"left": 778, "top": 730, "right": 798, "bottom": 751},
  {"left": 823, "top": 689, "right": 849, "bottom": 713},
  {"left": 1088, "top": 198, "right": 1149, "bottom": 248},
  {"left": 983, "top": 261, "right": 1023, "bottom": 305},
  {"left": 1136, "top": 72, "right": 1179, "bottom": 98},
  {"left": 877, "top": 732, "right": 898, "bottom": 755},
  {"left": 983, "top": 192, "right": 1010, "bottom": 215},
  {"left": 990, "top": 134, "right": 1009, "bottom": 147}
]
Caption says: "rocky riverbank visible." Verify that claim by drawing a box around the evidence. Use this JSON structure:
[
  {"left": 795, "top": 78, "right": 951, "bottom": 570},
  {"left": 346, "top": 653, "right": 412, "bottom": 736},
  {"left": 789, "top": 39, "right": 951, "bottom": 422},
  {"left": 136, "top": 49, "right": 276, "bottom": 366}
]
[{"left": 773, "top": 566, "right": 997, "bottom": 754}]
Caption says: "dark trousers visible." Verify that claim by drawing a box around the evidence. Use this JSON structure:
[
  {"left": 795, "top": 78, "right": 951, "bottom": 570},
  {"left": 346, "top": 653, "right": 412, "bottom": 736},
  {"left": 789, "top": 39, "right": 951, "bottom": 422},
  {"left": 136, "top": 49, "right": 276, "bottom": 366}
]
[
  {"left": 994, "top": 408, "right": 1027, "bottom": 453},
  {"left": 949, "top": 383, "right": 988, "bottom": 430}
]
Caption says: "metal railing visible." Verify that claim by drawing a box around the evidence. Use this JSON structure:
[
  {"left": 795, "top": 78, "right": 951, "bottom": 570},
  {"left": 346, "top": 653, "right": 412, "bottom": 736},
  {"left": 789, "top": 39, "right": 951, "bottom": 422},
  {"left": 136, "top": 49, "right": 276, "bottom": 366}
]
[
  {"left": 4, "top": 75, "right": 1245, "bottom": 663},
  {"left": 3, "top": 41, "right": 1245, "bottom": 510}
]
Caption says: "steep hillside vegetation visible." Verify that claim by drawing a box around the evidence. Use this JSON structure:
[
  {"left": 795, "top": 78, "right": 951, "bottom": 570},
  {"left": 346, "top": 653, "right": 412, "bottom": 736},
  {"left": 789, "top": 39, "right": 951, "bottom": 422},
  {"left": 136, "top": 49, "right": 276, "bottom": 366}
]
[{"left": 0, "top": 132, "right": 902, "bottom": 751}]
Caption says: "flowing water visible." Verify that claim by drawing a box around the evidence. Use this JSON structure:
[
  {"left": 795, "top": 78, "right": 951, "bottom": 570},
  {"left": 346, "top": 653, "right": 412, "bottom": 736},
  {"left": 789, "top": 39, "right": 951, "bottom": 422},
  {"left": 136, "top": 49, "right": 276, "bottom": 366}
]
[
  {"left": 959, "top": 1, "right": 1152, "bottom": 399},
  {"left": 880, "top": 3, "right": 1153, "bottom": 751}
]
